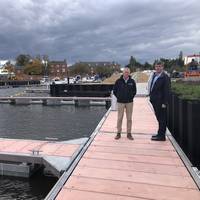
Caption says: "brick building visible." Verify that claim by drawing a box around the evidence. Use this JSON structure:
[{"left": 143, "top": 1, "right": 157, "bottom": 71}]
[
  {"left": 49, "top": 59, "right": 68, "bottom": 78},
  {"left": 78, "top": 61, "right": 120, "bottom": 68}
]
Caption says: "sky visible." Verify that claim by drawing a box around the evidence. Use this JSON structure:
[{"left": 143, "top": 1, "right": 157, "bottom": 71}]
[{"left": 0, "top": 0, "right": 200, "bottom": 65}]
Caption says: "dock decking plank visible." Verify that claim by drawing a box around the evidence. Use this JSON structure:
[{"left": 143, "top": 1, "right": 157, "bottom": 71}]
[
  {"left": 64, "top": 176, "right": 200, "bottom": 200},
  {"left": 73, "top": 165, "right": 197, "bottom": 189},
  {"left": 78, "top": 158, "right": 190, "bottom": 177},
  {"left": 56, "top": 97, "right": 200, "bottom": 200}
]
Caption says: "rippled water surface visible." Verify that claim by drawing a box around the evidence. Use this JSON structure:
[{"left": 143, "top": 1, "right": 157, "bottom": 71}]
[
  {"left": 0, "top": 104, "right": 107, "bottom": 140},
  {"left": 0, "top": 172, "right": 57, "bottom": 200},
  {"left": 0, "top": 86, "right": 107, "bottom": 199}
]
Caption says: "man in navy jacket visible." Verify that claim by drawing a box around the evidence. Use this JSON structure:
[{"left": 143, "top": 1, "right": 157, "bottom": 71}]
[
  {"left": 148, "top": 62, "right": 171, "bottom": 141},
  {"left": 113, "top": 67, "right": 136, "bottom": 140}
]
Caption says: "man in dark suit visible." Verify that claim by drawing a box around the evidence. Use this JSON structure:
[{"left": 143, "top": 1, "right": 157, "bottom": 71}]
[{"left": 148, "top": 62, "right": 171, "bottom": 141}]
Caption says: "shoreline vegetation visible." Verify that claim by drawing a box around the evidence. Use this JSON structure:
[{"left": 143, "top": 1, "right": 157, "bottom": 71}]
[{"left": 171, "top": 81, "right": 200, "bottom": 100}]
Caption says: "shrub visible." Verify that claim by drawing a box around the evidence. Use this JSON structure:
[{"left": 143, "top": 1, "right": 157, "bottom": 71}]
[{"left": 171, "top": 81, "right": 200, "bottom": 100}]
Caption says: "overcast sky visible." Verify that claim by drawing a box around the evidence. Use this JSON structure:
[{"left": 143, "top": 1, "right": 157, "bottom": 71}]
[{"left": 0, "top": 0, "right": 199, "bottom": 65}]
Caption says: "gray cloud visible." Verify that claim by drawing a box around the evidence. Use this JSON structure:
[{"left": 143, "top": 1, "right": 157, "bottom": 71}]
[{"left": 0, "top": 0, "right": 199, "bottom": 65}]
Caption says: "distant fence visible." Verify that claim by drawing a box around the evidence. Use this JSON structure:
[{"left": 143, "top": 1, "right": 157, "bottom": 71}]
[
  {"left": 50, "top": 83, "right": 114, "bottom": 97},
  {"left": 167, "top": 93, "right": 200, "bottom": 168},
  {"left": 0, "top": 80, "right": 40, "bottom": 86}
]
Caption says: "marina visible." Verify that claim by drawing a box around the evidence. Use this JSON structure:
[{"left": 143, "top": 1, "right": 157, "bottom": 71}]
[
  {"left": 1, "top": 0, "right": 200, "bottom": 199},
  {"left": 0, "top": 84, "right": 199, "bottom": 199},
  {"left": 0, "top": 96, "right": 111, "bottom": 106},
  {"left": 51, "top": 97, "right": 200, "bottom": 200},
  {"left": 0, "top": 89, "right": 107, "bottom": 199}
]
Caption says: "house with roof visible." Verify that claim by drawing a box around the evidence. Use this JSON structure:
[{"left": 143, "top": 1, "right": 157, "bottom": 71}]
[
  {"left": 49, "top": 59, "right": 68, "bottom": 78},
  {"left": 78, "top": 61, "right": 120, "bottom": 68},
  {"left": 0, "top": 60, "right": 16, "bottom": 80},
  {"left": 184, "top": 54, "right": 200, "bottom": 65}
]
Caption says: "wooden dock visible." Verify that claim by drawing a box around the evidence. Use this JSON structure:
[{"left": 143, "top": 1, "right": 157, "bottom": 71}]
[
  {"left": 0, "top": 96, "right": 111, "bottom": 106},
  {"left": 0, "top": 138, "right": 87, "bottom": 177},
  {"left": 53, "top": 97, "right": 200, "bottom": 200},
  {"left": 0, "top": 96, "right": 111, "bottom": 101}
]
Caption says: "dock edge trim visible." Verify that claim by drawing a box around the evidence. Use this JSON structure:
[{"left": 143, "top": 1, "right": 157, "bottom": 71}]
[
  {"left": 167, "top": 129, "right": 200, "bottom": 190},
  {"left": 44, "top": 107, "right": 111, "bottom": 200}
]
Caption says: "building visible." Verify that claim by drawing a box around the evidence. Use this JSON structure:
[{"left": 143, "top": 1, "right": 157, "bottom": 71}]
[
  {"left": 49, "top": 59, "right": 68, "bottom": 78},
  {"left": 78, "top": 61, "right": 120, "bottom": 67},
  {"left": 14, "top": 65, "right": 24, "bottom": 76},
  {"left": 77, "top": 61, "right": 120, "bottom": 73},
  {"left": 0, "top": 67, "right": 15, "bottom": 80},
  {"left": 184, "top": 54, "right": 200, "bottom": 65}
]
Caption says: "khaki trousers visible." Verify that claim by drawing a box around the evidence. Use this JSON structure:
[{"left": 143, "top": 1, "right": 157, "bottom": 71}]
[{"left": 117, "top": 102, "right": 133, "bottom": 134}]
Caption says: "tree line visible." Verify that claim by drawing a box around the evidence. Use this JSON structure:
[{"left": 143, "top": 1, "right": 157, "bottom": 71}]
[
  {"left": 15, "top": 54, "right": 49, "bottom": 75},
  {"left": 68, "top": 62, "right": 121, "bottom": 78},
  {"left": 126, "top": 51, "right": 185, "bottom": 73},
  {"left": 8, "top": 51, "right": 186, "bottom": 78}
]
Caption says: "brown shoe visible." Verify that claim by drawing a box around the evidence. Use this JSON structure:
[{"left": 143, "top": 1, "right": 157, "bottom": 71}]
[
  {"left": 115, "top": 133, "right": 121, "bottom": 140},
  {"left": 127, "top": 133, "right": 134, "bottom": 140}
]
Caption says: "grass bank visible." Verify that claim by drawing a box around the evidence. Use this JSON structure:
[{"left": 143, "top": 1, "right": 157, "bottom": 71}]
[{"left": 171, "top": 81, "right": 200, "bottom": 100}]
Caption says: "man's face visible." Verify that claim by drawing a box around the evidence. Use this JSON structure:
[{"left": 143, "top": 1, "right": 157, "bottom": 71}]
[
  {"left": 155, "top": 64, "right": 164, "bottom": 74},
  {"left": 123, "top": 68, "right": 130, "bottom": 79}
]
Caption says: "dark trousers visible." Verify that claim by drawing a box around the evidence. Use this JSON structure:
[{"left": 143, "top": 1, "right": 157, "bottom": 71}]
[{"left": 151, "top": 100, "right": 167, "bottom": 137}]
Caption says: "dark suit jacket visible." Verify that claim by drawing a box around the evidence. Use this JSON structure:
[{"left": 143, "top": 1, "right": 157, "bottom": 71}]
[{"left": 149, "top": 72, "right": 171, "bottom": 105}]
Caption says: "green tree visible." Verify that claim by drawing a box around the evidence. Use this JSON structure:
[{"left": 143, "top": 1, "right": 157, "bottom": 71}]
[
  {"left": 16, "top": 54, "right": 31, "bottom": 66},
  {"left": 69, "top": 63, "right": 90, "bottom": 76},
  {"left": 5, "top": 62, "right": 15, "bottom": 72},
  {"left": 143, "top": 62, "right": 152, "bottom": 69},
  {"left": 35, "top": 54, "right": 42, "bottom": 61},
  {"left": 24, "top": 59, "right": 43, "bottom": 75},
  {"left": 94, "top": 66, "right": 114, "bottom": 78},
  {"left": 155, "top": 58, "right": 183, "bottom": 73},
  {"left": 129, "top": 56, "right": 136, "bottom": 72},
  {"left": 127, "top": 56, "right": 145, "bottom": 71},
  {"left": 179, "top": 51, "right": 183, "bottom": 60},
  {"left": 5, "top": 62, "right": 15, "bottom": 79},
  {"left": 178, "top": 51, "right": 184, "bottom": 67}
]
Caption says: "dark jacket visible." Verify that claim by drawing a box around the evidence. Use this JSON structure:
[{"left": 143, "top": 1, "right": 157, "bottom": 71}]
[
  {"left": 113, "top": 75, "right": 136, "bottom": 103},
  {"left": 150, "top": 72, "right": 171, "bottom": 104}
]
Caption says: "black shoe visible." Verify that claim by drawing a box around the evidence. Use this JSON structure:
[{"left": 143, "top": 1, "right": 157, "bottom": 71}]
[
  {"left": 115, "top": 133, "right": 121, "bottom": 140},
  {"left": 151, "top": 136, "right": 166, "bottom": 141},
  {"left": 151, "top": 134, "right": 159, "bottom": 138},
  {"left": 127, "top": 133, "right": 134, "bottom": 140}
]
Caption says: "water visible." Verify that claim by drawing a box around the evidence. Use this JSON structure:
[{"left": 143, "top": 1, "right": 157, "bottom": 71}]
[
  {"left": 0, "top": 172, "right": 57, "bottom": 200},
  {"left": 0, "top": 86, "right": 25, "bottom": 97},
  {"left": 0, "top": 86, "right": 107, "bottom": 140},
  {"left": 0, "top": 104, "right": 106, "bottom": 140},
  {"left": 0, "top": 87, "right": 107, "bottom": 199},
  {"left": 0, "top": 86, "right": 49, "bottom": 97}
]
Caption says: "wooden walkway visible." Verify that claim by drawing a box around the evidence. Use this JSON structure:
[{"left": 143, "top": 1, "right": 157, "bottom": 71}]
[{"left": 56, "top": 97, "right": 200, "bottom": 200}]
